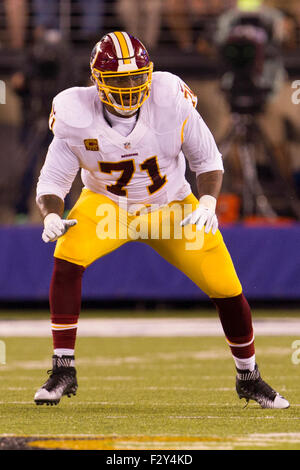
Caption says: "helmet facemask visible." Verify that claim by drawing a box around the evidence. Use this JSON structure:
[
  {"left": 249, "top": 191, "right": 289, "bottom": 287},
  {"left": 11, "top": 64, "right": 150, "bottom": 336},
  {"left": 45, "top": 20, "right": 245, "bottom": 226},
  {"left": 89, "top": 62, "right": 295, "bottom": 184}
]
[{"left": 92, "top": 64, "right": 153, "bottom": 116}]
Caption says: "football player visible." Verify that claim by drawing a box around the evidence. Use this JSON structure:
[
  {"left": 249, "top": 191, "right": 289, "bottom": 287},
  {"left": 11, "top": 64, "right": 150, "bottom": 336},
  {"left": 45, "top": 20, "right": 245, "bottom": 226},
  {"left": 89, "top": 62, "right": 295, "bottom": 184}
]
[{"left": 34, "top": 31, "right": 289, "bottom": 409}]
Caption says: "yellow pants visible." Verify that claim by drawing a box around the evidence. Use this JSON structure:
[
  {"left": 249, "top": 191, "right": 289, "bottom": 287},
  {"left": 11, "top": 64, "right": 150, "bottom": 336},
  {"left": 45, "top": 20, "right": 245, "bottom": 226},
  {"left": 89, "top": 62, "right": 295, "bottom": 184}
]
[{"left": 54, "top": 189, "right": 242, "bottom": 299}]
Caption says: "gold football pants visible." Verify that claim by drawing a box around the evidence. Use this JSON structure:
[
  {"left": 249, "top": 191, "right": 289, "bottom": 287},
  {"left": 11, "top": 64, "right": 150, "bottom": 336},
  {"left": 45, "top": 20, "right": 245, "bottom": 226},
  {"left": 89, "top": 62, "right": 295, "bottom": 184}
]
[{"left": 54, "top": 189, "right": 242, "bottom": 298}]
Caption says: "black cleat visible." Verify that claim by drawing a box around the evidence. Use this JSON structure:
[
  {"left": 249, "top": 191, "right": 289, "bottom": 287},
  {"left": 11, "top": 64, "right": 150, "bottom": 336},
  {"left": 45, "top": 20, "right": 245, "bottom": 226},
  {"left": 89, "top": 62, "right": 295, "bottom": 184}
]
[
  {"left": 236, "top": 364, "right": 289, "bottom": 409},
  {"left": 34, "top": 355, "right": 78, "bottom": 406}
]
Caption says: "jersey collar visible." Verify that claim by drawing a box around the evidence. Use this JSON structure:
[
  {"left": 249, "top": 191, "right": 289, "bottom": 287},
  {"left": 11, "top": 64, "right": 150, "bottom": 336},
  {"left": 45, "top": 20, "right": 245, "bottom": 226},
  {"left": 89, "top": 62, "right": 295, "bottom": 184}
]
[{"left": 95, "top": 95, "right": 148, "bottom": 150}]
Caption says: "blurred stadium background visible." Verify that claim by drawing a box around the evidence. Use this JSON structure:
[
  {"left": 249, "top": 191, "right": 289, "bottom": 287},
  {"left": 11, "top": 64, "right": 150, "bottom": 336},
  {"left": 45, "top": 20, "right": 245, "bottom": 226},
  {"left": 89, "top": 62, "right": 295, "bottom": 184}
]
[{"left": 0, "top": 0, "right": 299, "bottom": 309}]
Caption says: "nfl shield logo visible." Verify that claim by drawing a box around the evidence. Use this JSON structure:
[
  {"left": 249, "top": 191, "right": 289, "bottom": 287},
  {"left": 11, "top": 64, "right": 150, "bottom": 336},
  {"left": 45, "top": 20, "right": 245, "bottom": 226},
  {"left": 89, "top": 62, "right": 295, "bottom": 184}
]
[{"left": 124, "top": 142, "right": 131, "bottom": 150}]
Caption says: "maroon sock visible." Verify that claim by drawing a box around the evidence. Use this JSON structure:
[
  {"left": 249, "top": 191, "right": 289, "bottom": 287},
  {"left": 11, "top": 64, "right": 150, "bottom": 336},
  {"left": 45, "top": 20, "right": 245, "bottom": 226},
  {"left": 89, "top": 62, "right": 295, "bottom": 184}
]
[
  {"left": 211, "top": 293, "right": 255, "bottom": 359},
  {"left": 50, "top": 258, "right": 85, "bottom": 350}
]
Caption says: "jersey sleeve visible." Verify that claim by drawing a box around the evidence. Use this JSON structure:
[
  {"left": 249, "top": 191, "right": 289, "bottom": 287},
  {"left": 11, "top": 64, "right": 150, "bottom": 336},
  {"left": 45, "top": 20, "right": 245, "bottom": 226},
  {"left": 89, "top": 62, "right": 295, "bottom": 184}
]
[
  {"left": 181, "top": 106, "right": 224, "bottom": 176},
  {"left": 48, "top": 98, "right": 67, "bottom": 139},
  {"left": 36, "top": 136, "right": 80, "bottom": 201}
]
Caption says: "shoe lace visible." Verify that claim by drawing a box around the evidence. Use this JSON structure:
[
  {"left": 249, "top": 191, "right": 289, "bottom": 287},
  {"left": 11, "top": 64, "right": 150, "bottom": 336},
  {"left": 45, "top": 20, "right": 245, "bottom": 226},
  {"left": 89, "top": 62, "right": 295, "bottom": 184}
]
[
  {"left": 255, "top": 377, "right": 277, "bottom": 400},
  {"left": 45, "top": 367, "right": 71, "bottom": 387},
  {"left": 242, "top": 376, "right": 276, "bottom": 408}
]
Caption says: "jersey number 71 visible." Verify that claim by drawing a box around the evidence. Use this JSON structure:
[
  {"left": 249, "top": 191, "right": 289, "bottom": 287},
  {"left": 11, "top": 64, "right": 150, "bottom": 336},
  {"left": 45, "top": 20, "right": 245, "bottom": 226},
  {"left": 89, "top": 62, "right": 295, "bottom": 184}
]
[{"left": 99, "top": 156, "right": 167, "bottom": 197}]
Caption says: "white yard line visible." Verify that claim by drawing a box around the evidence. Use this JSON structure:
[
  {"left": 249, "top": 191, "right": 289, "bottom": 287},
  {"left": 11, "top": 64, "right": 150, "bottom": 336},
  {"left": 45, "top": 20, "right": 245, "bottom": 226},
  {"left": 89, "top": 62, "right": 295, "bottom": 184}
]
[{"left": 1, "top": 317, "right": 300, "bottom": 337}]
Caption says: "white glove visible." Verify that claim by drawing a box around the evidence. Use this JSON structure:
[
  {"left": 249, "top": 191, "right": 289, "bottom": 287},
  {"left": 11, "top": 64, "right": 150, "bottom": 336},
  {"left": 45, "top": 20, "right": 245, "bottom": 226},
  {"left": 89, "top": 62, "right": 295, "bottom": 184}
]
[
  {"left": 180, "top": 195, "right": 218, "bottom": 235},
  {"left": 42, "top": 213, "right": 77, "bottom": 243}
]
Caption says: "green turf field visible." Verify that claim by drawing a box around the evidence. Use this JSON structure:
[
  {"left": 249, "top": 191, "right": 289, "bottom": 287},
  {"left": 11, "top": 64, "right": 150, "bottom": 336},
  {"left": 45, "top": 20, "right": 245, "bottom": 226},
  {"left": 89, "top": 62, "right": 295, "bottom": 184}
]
[{"left": 0, "top": 332, "right": 300, "bottom": 450}]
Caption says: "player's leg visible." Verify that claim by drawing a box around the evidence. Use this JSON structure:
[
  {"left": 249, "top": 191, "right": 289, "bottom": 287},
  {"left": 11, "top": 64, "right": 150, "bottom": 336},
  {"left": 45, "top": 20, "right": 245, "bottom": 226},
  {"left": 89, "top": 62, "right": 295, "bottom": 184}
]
[
  {"left": 147, "top": 206, "right": 255, "bottom": 366},
  {"left": 144, "top": 194, "right": 289, "bottom": 408},
  {"left": 34, "top": 190, "right": 130, "bottom": 405}
]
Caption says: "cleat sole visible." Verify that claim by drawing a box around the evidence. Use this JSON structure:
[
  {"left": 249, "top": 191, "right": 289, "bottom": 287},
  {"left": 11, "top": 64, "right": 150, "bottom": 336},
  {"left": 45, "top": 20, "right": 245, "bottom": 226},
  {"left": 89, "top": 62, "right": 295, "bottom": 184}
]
[{"left": 34, "top": 399, "right": 60, "bottom": 406}]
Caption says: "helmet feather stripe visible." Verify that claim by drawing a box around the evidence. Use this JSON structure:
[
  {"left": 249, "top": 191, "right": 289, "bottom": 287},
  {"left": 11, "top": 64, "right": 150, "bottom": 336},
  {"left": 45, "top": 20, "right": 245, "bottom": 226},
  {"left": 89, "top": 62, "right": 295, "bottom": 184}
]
[{"left": 113, "top": 31, "right": 131, "bottom": 64}]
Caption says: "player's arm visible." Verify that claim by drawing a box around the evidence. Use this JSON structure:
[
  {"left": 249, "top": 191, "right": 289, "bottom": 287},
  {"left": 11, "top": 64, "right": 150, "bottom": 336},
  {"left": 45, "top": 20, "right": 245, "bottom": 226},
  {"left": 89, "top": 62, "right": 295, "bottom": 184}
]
[
  {"left": 181, "top": 107, "right": 224, "bottom": 234},
  {"left": 37, "top": 194, "right": 64, "bottom": 219},
  {"left": 196, "top": 169, "right": 223, "bottom": 200},
  {"left": 36, "top": 136, "right": 79, "bottom": 243}
]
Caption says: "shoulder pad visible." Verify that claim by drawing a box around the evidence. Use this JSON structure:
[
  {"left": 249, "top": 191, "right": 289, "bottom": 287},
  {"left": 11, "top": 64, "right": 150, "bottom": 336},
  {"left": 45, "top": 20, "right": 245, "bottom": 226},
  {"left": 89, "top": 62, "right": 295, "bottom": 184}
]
[
  {"left": 150, "top": 72, "right": 180, "bottom": 108},
  {"left": 50, "top": 86, "right": 97, "bottom": 138},
  {"left": 150, "top": 72, "right": 197, "bottom": 114},
  {"left": 145, "top": 72, "right": 198, "bottom": 132}
]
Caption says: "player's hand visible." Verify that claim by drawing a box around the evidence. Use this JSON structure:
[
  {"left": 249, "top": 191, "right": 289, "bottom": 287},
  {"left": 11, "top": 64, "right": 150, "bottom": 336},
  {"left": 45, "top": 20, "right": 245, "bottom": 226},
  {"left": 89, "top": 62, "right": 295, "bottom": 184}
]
[
  {"left": 180, "top": 195, "right": 218, "bottom": 235},
  {"left": 42, "top": 213, "right": 77, "bottom": 243}
]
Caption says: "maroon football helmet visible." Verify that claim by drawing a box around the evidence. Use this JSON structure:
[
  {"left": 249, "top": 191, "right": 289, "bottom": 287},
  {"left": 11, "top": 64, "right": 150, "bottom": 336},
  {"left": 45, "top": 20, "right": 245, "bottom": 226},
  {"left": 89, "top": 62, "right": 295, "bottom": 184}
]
[{"left": 90, "top": 31, "right": 153, "bottom": 115}]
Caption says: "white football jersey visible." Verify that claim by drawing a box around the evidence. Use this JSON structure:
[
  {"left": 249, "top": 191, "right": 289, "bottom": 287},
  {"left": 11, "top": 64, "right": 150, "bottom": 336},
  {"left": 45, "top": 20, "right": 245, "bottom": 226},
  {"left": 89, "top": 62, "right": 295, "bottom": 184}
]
[{"left": 37, "top": 72, "right": 223, "bottom": 209}]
